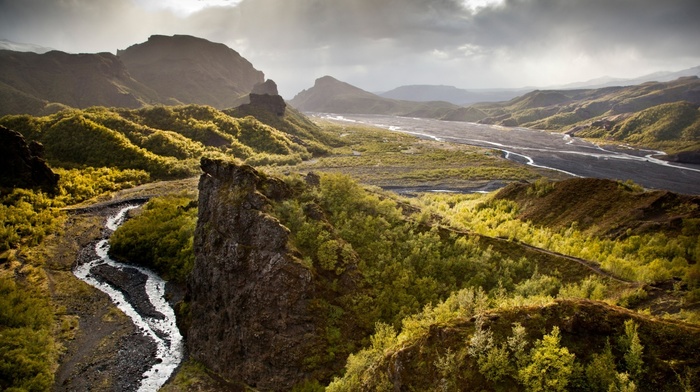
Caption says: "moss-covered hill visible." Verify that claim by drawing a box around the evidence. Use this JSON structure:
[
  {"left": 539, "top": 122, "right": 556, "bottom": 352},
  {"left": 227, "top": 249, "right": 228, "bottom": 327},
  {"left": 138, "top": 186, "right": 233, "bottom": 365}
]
[{"left": 0, "top": 104, "right": 331, "bottom": 179}]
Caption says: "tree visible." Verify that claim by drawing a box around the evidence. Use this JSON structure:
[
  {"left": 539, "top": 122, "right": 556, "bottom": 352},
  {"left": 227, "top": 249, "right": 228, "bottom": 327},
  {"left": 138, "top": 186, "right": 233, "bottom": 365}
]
[
  {"left": 518, "top": 327, "right": 575, "bottom": 392},
  {"left": 621, "top": 319, "right": 644, "bottom": 379}
]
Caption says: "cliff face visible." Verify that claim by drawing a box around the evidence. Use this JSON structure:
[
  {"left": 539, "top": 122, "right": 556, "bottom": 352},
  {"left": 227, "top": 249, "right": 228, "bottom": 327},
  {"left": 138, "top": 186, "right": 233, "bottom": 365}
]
[
  {"left": 188, "top": 159, "right": 331, "bottom": 390},
  {"left": 0, "top": 125, "right": 59, "bottom": 193}
]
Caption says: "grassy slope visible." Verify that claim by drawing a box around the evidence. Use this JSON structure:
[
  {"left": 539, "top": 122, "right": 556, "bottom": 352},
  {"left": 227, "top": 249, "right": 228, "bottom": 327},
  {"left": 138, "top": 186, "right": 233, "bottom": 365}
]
[
  {"left": 494, "top": 177, "right": 700, "bottom": 238},
  {"left": 0, "top": 104, "right": 325, "bottom": 180}
]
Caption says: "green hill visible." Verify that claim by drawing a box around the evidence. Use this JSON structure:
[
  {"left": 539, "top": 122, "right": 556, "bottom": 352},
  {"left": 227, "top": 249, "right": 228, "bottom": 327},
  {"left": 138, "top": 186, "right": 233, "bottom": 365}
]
[{"left": 0, "top": 104, "right": 324, "bottom": 179}]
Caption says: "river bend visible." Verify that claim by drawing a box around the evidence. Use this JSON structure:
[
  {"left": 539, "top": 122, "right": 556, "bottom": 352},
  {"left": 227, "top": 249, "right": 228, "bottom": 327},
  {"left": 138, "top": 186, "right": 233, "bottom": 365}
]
[{"left": 73, "top": 205, "right": 183, "bottom": 391}]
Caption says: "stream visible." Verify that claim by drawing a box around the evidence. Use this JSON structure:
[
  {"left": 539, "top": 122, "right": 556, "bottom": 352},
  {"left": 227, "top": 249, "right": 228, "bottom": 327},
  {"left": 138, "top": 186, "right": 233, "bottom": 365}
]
[{"left": 73, "top": 205, "right": 184, "bottom": 391}]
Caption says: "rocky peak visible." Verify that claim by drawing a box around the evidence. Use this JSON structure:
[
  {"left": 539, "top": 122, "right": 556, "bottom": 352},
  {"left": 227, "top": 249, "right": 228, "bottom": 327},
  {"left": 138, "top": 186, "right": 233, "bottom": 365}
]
[
  {"left": 188, "top": 159, "right": 353, "bottom": 390},
  {"left": 0, "top": 125, "right": 59, "bottom": 193},
  {"left": 237, "top": 79, "right": 287, "bottom": 116}
]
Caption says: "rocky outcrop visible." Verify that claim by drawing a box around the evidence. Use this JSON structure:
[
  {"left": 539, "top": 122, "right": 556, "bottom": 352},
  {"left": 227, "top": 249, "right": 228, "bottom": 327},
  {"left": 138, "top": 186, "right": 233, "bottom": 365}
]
[
  {"left": 0, "top": 125, "right": 59, "bottom": 192},
  {"left": 236, "top": 79, "right": 287, "bottom": 116},
  {"left": 188, "top": 159, "right": 349, "bottom": 390}
]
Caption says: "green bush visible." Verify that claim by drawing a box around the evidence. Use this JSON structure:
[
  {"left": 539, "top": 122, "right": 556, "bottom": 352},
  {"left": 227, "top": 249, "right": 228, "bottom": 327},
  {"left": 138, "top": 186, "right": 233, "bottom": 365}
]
[{"left": 109, "top": 194, "right": 197, "bottom": 283}]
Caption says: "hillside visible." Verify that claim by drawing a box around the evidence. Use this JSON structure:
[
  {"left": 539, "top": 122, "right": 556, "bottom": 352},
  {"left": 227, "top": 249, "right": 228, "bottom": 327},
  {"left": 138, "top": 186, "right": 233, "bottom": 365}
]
[
  {"left": 473, "top": 76, "right": 700, "bottom": 157},
  {"left": 0, "top": 50, "right": 158, "bottom": 115},
  {"left": 0, "top": 100, "right": 324, "bottom": 179},
  {"left": 167, "top": 161, "right": 700, "bottom": 390},
  {"left": 288, "top": 76, "right": 471, "bottom": 119},
  {"left": 117, "top": 35, "right": 264, "bottom": 108},
  {"left": 0, "top": 35, "right": 265, "bottom": 116},
  {"left": 494, "top": 177, "right": 700, "bottom": 239},
  {"left": 476, "top": 77, "right": 700, "bottom": 128}
]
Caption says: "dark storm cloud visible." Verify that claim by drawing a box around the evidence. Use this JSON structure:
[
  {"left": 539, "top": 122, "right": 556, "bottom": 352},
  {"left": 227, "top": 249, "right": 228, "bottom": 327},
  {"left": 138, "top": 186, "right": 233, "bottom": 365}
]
[{"left": 1, "top": 0, "right": 699, "bottom": 95}]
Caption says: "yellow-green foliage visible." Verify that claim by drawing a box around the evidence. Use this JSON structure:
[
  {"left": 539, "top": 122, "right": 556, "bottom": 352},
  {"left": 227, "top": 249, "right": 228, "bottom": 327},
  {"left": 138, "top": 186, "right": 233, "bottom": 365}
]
[
  {"left": 275, "top": 174, "right": 550, "bottom": 329},
  {"left": 0, "top": 104, "right": 323, "bottom": 180},
  {"left": 0, "top": 189, "right": 63, "bottom": 252},
  {"left": 55, "top": 167, "right": 150, "bottom": 204},
  {"left": 109, "top": 193, "right": 197, "bottom": 283},
  {"left": 611, "top": 101, "right": 700, "bottom": 144},
  {"left": 0, "top": 276, "right": 56, "bottom": 392},
  {"left": 421, "top": 193, "right": 700, "bottom": 284}
]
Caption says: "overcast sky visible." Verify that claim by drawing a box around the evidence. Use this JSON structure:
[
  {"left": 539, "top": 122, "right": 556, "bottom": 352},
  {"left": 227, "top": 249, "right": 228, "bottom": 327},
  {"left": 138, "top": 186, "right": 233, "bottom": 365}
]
[{"left": 1, "top": 0, "right": 699, "bottom": 98}]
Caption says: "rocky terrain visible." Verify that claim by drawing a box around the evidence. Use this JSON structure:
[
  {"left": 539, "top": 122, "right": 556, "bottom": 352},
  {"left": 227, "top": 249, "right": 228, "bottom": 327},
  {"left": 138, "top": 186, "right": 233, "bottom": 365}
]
[{"left": 187, "top": 159, "right": 359, "bottom": 390}]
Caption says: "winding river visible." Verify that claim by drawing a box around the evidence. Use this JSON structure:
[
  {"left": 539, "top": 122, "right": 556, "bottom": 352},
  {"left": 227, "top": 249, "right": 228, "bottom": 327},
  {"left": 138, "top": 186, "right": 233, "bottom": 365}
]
[{"left": 73, "top": 205, "right": 183, "bottom": 391}]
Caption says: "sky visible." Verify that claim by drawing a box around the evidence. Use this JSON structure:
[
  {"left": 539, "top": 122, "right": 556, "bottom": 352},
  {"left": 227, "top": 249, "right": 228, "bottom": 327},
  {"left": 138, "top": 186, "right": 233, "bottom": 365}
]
[{"left": 1, "top": 0, "right": 699, "bottom": 99}]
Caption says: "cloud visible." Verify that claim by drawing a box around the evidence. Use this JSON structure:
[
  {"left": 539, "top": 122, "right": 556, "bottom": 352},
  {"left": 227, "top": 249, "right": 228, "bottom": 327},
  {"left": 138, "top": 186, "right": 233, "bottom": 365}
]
[{"left": 1, "top": 0, "right": 699, "bottom": 97}]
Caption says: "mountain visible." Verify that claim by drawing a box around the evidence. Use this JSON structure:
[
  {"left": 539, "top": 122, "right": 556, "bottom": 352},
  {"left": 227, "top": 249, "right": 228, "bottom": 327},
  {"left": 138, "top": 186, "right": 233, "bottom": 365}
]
[
  {"left": 476, "top": 76, "right": 700, "bottom": 126},
  {"left": 0, "top": 50, "right": 159, "bottom": 116},
  {"left": 117, "top": 35, "right": 264, "bottom": 108},
  {"left": 554, "top": 65, "right": 700, "bottom": 90},
  {"left": 288, "top": 76, "right": 486, "bottom": 120},
  {"left": 0, "top": 35, "right": 265, "bottom": 116},
  {"left": 380, "top": 84, "right": 529, "bottom": 105}
]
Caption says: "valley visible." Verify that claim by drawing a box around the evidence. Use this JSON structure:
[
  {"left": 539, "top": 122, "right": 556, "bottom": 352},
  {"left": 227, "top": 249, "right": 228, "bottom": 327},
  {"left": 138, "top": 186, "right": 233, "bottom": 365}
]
[
  {"left": 1, "top": 33, "right": 699, "bottom": 392},
  {"left": 318, "top": 113, "right": 700, "bottom": 195}
]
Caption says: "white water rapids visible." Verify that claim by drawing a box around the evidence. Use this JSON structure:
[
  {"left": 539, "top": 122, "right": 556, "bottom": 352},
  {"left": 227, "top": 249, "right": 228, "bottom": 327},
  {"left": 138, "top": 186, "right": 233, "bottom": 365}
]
[{"left": 73, "top": 205, "right": 183, "bottom": 391}]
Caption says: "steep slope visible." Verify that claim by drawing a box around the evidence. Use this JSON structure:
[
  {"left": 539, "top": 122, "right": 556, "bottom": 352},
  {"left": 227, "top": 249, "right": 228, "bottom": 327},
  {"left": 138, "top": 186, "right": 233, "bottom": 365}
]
[
  {"left": 494, "top": 177, "right": 700, "bottom": 239},
  {"left": 117, "top": 35, "right": 264, "bottom": 108},
  {"left": 289, "top": 76, "right": 468, "bottom": 118},
  {"left": 188, "top": 159, "right": 364, "bottom": 390},
  {"left": 0, "top": 125, "right": 59, "bottom": 193},
  {"left": 327, "top": 298, "right": 700, "bottom": 391},
  {"left": 0, "top": 50, "right": 158, "bottom": 115}
]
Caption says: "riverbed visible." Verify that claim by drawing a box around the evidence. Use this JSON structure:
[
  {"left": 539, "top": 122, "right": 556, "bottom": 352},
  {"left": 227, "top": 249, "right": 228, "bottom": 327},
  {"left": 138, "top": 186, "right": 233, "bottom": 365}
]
[
  {"left": 317, "top": 114, "right": 700, "bottom": 195},
  {"left": 72, "top": 204, "right": 183, "bottom": 391}
]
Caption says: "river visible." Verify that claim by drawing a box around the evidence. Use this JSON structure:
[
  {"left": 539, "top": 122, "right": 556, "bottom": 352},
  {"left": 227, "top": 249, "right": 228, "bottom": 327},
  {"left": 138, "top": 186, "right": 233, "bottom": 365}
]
[
  {"left": 317, "top": 114, "right": 700, "bottom": 195},
  {"left": 73, "top": 205, "right": 183, "bottom": 392}
]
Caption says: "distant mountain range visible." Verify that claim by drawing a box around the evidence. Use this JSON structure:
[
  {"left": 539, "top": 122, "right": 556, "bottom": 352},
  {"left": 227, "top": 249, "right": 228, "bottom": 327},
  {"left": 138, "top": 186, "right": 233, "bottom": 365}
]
[
  {"left": 378, "top": 65, "right": 700, "bottom": 105},
  {"left": 0, "top": 35, "right": 264, "bottom": 116},
  {"left": 288, "top": 76, "right": 488, "bottom": 122},
  {"left": 292, "top": 74, "right": 700, "bottom": 158},
  {"left": 379, "top": 85, "right": 530, "bottom": 105}
]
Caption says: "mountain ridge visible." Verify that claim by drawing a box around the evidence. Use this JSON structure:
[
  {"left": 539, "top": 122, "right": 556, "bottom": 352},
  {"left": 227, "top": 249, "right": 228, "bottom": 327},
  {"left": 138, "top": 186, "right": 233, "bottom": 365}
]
[{"left": 0, "top": 35, "right": 265, "bottom": 116}]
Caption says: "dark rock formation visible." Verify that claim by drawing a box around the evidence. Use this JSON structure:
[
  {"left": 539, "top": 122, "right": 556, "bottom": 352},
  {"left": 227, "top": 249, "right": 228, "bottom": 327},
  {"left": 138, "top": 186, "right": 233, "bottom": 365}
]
[
  {"left": 0, "top": 125, "right": 59, "bottom": 192},
  {"left": 251, "top": 79, "right": 280, "bottom": 96},
  {"left": 237, "top": 79, "right": 287, "bottom": 116},
  {"left": 188, "top": 159, "right": 339, "bottom": 390}
]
